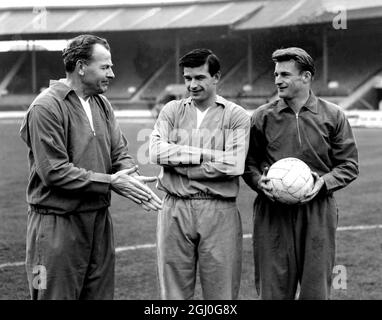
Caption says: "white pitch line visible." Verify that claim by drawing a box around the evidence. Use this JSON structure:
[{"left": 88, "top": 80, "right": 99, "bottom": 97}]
[
  {"left": 0, "top": 261, "right": 25, "bottom": 269},
  {"left": 1, "top": 224, "right": 382, "bottom": 270},
  {"left": 337, "top": 224, "right": 382, "bottom": 231},
  {"left": 115, "top": 243, "right": 156, "bottom": 252}
]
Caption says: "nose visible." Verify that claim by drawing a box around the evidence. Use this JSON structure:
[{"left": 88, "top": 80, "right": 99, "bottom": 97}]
[
  {"left": 275, "top": 75, "right": 282, "bottom": 86},
  {"left": 107, "top": 68, "right": 115, "bottom": 79},
  {"left": 189, "top": 78, "right": 198, "bottom": 90}
]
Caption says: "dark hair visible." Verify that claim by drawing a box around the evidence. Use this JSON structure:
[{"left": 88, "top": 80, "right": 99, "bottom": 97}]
[
  {"left": 62, "top": 34, "right": 110, "bottom": 73},
  {"left": 179, "top": 48, "right": 220, "bottom": 76},
  {"left": 272, "top": 47, "right": 315, "bottom": 77}
]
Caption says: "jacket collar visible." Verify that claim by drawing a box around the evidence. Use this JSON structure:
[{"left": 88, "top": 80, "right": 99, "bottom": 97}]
[
  {"left": 276, "top": 91, "right": 318, "bottom": 114},
  {"left": 184, "top": 94, "right": 227, "bottom": 108},
  {"left": 49, "top": 79, "right": 75, "bottom": 100}
]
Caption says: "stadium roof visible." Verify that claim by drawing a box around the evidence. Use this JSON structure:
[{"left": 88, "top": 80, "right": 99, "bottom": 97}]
[
  {"left": 0, "top": 0, "right": 263, "bottom": 37},
  {"left": 235, "top": 0, "right": 382, "bottom": 30},
  {"left": 0, "top": 0, "right": 381, "bottom": 38}
]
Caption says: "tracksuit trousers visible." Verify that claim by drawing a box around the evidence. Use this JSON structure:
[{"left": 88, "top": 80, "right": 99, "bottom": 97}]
[
  {"left": 253, "top": 194, "right": 338, "bottom": 300},
  {"left": 25, "top": 206, "right": 115, "bottom": 300},
  {"left": 157, "top": 194, "right": 242, "bottom": 300}
]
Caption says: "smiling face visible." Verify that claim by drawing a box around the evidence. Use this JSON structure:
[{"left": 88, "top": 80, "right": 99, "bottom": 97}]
[
  {"left": 80, "top": 43, "right": 115, "bottom": 95},
  {"left": 183, "top": 63, "right": 220, "bottom": 105},
  {"left": 274, "top": 60, "right": 310, "bottom": 100}
]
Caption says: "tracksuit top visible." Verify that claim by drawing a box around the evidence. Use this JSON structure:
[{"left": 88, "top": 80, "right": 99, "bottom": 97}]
[
  {"left": 20, "top": 80, "right": 136, "bottom": 214},
  {"left": 242, "top": 92, "right": 359, "bottom": 195},
  {"left": 149, "top": 95, "right": 250, "bottom": 198}
]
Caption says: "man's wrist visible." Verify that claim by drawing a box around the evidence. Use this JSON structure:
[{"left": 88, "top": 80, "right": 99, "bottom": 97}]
[{"left": 109, "top": 173, "right": 117, "bottom": 190}]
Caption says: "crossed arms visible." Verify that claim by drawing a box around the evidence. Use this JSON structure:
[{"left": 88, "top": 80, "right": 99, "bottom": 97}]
[{"left": 149, "top": 102, "right": 250, "bottom": 180}]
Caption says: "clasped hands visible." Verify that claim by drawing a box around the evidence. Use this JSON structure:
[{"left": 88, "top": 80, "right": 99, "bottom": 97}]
[
  {"left": 258, "top": 167, "right": 325, "bottom": 204},
  {"left": 111, "top": 166, "right": 162, "bottom": 211}
]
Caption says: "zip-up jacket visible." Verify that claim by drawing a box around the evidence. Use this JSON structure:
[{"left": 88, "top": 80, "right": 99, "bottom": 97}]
[
  {"left": 20, "top": 80, "right": 136, "bottom": 214},
  {"left": 243, "top": 92, "right": 359, "bottom": 194},
  {"left": 149, "top": 95, "right": 250, "bottom": 198}
]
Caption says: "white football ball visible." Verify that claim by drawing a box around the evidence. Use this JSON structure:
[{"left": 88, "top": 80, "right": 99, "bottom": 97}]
[{"left": 266, "top": 157, "right": 314, "bottom": 204}]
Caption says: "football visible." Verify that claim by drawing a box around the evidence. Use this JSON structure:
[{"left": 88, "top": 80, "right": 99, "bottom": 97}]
[{"left": 266, "top": 157, "right": 314, "bottom": 204}]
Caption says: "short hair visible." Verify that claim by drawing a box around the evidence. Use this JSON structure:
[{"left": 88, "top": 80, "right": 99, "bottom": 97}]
[
  {"left": 179, "top": 48, "right": 220, "bottom": 76},
  {"left": 62, "top": 34, "right": 110, "bottom": 73},
  {"left": 272, "top": 47, "right": 315, "bottom": 77}
]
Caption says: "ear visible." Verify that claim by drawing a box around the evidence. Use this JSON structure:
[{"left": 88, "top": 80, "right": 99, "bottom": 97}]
[
  {"left": 213, "top": 71, "right": 221, "bottom": 84},
  {"left": 302, "top": 71, "right": 312, "bottom": 83},
  {"left": 76, "top": 60, "right": 86, "bottom": 76}
]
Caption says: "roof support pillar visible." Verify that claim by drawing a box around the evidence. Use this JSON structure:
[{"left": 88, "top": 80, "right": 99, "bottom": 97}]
[
  {"left": 31, "top": 41, "right": 37, "bottom": 93},
  {"left": 247, "top": 32, "right": 253, "bottom": 85},
  {"left": 175, "top": 32, "right": 180, "bottom": 84},
  {"left": 322, "top": 27, "right": 328, "bottom": 88}
]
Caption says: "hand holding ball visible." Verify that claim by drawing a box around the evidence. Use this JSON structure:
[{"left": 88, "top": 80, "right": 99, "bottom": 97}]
[{"left": 266, "top": 157, "right": 314, "bottom": 204}]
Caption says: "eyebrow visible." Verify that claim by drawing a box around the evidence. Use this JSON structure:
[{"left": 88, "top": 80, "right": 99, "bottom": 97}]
[
  {"left": 274, "top": 71, "right": 291, "bottom": 76},
  {"left": 183, "top": 74, "right": 206, "bottom": 78}
]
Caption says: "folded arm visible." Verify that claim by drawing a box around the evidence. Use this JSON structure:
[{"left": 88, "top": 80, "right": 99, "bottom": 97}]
[
  {"left": 150, "top": 102, "right": 250, "bottom": 180},
  {"left": 173, "top": 121, "right": 250, "bottom": 180}
]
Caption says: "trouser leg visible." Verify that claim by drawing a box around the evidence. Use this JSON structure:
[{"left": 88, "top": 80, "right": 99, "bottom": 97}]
[
  {"left": 79, "top": 208, "right": 115, "bottom": 300},
  {"left": 156, "top": 196, "right": 197, "bottom": 300},
  {"left": 296, "top": 195, "right": 337, "bottom": 300},
  {"left": 26, "top": 207, "right": 114, "bottom": 300},
  {"left": 198, "top": 199, "right": 242, "bottom": 300},
  {"left": 253, "top": 196, "right": 298, "bottom": 300},
  {"left": 26, "top": 208, "right": 93, "bottom": 299},
  {"left": 253, "top": 195, "right": 338, "bottom": 300}
]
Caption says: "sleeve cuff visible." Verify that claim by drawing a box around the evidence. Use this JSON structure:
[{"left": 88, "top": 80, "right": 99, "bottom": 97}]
[
  {"left": 90, "top": 172, "right": 112, "bottom": 194},
  {"left": 321, "top": 173, "right": 336, "bottom": 193}
]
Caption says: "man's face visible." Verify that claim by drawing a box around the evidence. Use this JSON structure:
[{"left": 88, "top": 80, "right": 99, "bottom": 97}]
[
  {"left": 81, "top": 43, "right": 115, "bottom": 95},
  {"left": 274, "top": 60, "right": 307, "bottom": 100},
  {"left": 183, "top": 63, "right": 219, "bottom": 104}
]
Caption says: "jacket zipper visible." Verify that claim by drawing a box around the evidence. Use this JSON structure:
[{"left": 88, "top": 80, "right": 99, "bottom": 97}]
[
  {"left": 295, "top": 112, "right": 302, "bottom": 146},
  {"left": 87, "top": 114, "right": 96, "bottom": 136},
  {"left": 88, "top": 118, "right": 96, "bottom": 136}
]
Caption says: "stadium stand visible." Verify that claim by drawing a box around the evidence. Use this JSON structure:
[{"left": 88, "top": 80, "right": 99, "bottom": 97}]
[
  {"left": 140, "top": 36, "right": 247, "bottom": 102},
  {"left": 0, "top": 0, "right": 381, "bottom": 112},
  {"left": 312, "top": 33, "right": 382, "bottom": 96}
]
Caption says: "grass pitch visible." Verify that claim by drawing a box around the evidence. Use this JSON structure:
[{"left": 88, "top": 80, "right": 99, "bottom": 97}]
[{"left": 0, "top": 119, "right": 381, "bottom": 300}]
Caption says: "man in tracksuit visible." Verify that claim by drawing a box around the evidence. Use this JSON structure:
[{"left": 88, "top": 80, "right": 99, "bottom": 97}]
[
  {"left": 20, "top": 34, "right": 161, "bottom": 300},
  {"left": 243, "top": 47, "right": 359, "bottom": 299},
  {"left": 149, "top": 49, "right": 250, "bottom": 299}
]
